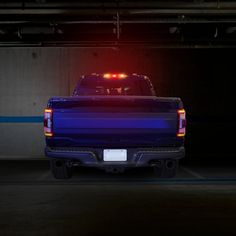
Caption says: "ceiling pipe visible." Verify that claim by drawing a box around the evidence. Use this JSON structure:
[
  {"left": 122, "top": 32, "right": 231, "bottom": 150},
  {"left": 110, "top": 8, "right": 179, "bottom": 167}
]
[
  {"left": 2, "top": 18, "right": 236, "bottom": 25},
  {"left": 0, "top": 1, "right": 235, "bottom": 10},
  {"left": 0, "top": 41, "right": 236, "bottom": 49},
  {"left": 1, "top": 1, "right": 236, "bottom": 12},
  {"left": 1, "top": 9, "right": 236, "bottom": 17}
]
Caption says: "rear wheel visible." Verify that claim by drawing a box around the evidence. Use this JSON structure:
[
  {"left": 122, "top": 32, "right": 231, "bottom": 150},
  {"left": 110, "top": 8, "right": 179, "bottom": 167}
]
[
  {"left": 50, "top": 159, "right": 73, "bottom": 179},
  {"left": 153, "top": 159, "right": 178, "bottom": 178}
]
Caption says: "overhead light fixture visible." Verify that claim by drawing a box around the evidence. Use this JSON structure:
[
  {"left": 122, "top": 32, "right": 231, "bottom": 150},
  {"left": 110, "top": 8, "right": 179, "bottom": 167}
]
[
  {"left": 20, "top": 26, "right": 55, "bottom": 35},
  {"left": 226, "top": 27, "right": 236, "bottom": 34},
  {"left": 169, "top": 27, "right": 180, "bottom": 34}
]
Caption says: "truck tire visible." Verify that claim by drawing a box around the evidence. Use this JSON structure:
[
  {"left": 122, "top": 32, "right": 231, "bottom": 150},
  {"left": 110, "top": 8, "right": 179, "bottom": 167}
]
[
  {"left": 50, "top": 159, "right": 73, "bottom": 179},
  {"left": 153, "top": 159, "right": 178, "bottom": 178}
]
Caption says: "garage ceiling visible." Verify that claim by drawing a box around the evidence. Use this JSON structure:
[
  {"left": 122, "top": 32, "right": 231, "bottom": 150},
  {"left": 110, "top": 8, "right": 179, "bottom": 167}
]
[{"left": 1, "top": 0, "right": 236, "bottom": 47}]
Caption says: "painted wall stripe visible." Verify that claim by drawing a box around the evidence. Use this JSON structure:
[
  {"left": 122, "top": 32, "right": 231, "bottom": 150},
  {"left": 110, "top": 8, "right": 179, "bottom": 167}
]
[
  {"left": 0, "top": 116, "right": 233, "bottom": 124},
  {"left": 0, "top": 116, "right": 44, "bottom": 123}
]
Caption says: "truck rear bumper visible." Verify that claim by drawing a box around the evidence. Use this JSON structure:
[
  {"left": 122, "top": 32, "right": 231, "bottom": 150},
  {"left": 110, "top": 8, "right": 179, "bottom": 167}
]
[{"left": 45, "top": 146, "right": 185, "bottom": 168}]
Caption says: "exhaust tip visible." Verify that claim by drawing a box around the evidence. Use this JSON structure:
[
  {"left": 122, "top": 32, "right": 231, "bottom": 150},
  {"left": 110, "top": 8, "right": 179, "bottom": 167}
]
[{"left": 165, "top": 160, "right": 176, "bottom": 169}]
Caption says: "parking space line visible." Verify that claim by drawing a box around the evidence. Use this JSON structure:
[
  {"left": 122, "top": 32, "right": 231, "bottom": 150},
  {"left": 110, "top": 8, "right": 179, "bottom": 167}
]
[
  {"left": 2, "top": 178, "right": 236, "bottom": 185},
  {"left": 180, "top": 166, "right": 205, "bottom": 179}
]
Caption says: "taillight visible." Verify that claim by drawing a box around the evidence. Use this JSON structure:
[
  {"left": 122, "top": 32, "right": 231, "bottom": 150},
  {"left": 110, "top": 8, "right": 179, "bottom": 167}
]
[
  {"left": 177, "top": 109, "right": 186, "bottom": 137},
  {"left": 44, "top": 108, "right": 53, "bottom": 137}
]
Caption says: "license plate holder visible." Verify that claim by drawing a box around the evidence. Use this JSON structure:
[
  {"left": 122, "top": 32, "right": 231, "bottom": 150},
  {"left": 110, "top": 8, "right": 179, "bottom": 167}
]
[{"left": 103, "top": 149, "right": 127, "bottom": 161}]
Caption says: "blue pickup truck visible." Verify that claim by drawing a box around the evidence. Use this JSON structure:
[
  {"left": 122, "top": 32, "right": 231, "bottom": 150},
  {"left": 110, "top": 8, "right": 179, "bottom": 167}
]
[{"left": 44, "top": 73, "right": 186, "bottom": 179}]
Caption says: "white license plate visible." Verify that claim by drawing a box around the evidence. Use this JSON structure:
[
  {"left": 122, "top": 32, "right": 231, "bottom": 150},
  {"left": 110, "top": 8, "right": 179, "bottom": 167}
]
[{"left": 103, "top": 149, "right": 127, "bottom": 161}]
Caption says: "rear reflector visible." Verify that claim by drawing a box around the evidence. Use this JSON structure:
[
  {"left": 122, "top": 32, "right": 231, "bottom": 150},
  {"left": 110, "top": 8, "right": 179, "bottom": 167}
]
[
  {"left": 44, "top": 108, "right": 53, "bottom": 137},
  {"left": 177, "top": 109, "right": 186, "bottom": 137}
]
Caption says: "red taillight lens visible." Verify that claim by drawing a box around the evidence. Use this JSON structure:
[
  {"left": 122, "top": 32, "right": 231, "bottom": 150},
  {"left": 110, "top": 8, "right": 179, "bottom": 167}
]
[
  {"left": 44, "top": 108, "right": 53, "bottom": 137},
  {"left": 177, "top": 109, "right": 186, "bottom": 137}
]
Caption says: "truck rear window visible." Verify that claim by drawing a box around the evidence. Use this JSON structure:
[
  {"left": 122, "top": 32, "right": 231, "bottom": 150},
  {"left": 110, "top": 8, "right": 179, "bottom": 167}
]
[{"left": 74, "top": 77, "right": 154, "bottom": 96}]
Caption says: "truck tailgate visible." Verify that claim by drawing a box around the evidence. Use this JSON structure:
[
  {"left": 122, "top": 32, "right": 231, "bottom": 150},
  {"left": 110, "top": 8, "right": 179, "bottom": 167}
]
[
  {"left": 47, "top": 96, "right": 182, "bottom": 147},
  {"left": 53, "top": 112, "right": 177, "bottom": 134}
]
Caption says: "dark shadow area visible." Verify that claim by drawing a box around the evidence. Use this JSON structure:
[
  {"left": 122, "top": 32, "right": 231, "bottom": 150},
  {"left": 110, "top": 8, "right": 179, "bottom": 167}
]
[
  {"left": 1, "top": 160, "right": 236, "bottom": 236},
  {"left": 0, "top": 159, "right": 236, "bottom": 183}
]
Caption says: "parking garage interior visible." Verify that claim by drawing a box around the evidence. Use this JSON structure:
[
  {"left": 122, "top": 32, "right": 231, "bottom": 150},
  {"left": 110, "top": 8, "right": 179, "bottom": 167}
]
[{"left": 0, "top": 1, "right": 236, "bottom": 235}]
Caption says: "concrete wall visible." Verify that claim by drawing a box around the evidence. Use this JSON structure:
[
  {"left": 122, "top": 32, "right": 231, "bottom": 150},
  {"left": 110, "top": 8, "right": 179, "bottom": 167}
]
[
  {"left": 0, "top": 47, "right": 235, "bottom": 158},
  {"left": 0, "top": 48, "right": 70, "bottom": 158}
]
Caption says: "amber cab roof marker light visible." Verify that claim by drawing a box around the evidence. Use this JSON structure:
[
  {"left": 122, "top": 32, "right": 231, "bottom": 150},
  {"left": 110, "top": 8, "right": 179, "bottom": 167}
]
[{"left": 103, "top": 73, "right": 127, "bottom": 79}]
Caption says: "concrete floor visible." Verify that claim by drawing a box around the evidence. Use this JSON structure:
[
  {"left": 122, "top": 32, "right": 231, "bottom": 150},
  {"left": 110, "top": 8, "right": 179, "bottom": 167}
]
[{"left": 0, "top": 160, "right": 236, "bottom": 236}]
